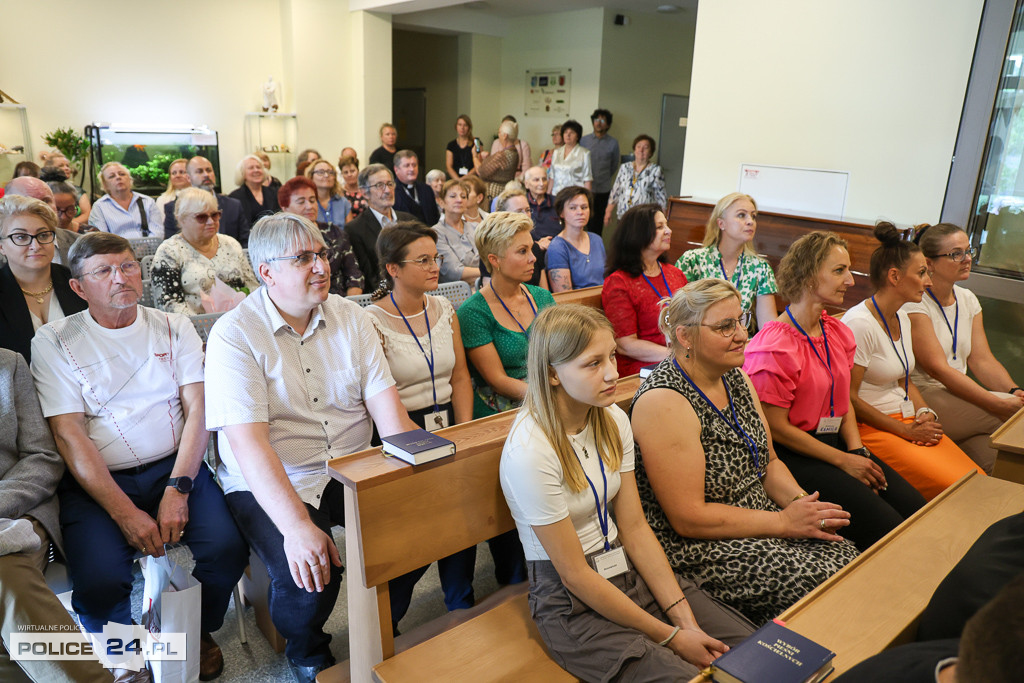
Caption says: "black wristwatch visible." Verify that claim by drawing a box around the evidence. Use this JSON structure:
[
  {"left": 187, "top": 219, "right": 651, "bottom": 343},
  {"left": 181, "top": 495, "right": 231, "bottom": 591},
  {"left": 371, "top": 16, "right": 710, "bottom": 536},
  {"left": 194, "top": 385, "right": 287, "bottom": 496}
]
[
  {"left": 848, "top": 446, "right": 872, "bottom": 458},
  {"left": 167, "top": 476, "right": 194, "bottom": 494}
]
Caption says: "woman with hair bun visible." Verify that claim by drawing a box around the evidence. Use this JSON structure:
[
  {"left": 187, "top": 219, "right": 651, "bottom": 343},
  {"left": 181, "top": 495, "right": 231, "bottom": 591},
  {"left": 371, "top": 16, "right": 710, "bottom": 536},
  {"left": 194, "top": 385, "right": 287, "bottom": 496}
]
[
  {"left": 631, "top": 279, "right": 858, "bottom": 625},
  {"left": 743, "top": 231, "right": 924, "bottom": 551},
  {"left": 906, "top": 223, "right": 1024, "bottom": 472},
  {"left": 500, "top": 304, "right": 754, "bottom": 682},
  {"left": 842, "top": 223, "right": 983, "bottom": 499}
]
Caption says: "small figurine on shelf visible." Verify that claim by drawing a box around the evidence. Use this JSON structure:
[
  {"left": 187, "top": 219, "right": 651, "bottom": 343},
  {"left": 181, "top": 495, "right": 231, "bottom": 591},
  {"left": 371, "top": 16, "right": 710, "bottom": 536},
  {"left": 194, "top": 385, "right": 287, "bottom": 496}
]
[{"left": 262, "top": 76, "right": 280, "bottom": 112}]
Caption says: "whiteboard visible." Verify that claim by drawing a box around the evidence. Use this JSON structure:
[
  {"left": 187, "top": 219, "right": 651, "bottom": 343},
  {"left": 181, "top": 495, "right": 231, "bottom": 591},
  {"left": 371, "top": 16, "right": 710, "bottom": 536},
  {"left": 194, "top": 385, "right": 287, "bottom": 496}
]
[{"left": 738, "top": 164, "right": 849, "bottom": 220}]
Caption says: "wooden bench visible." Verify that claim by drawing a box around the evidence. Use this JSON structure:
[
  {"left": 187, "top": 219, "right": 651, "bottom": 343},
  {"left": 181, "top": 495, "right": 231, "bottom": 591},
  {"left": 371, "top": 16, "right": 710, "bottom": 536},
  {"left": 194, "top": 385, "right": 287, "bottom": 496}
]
[
  {"left": 988, "top": 404, "right": 1024, "bottom": 485},
  {"left": 321, "top": 375, "right": 642, "bottom": 683},
  {"left": 665, "top": 198, "right": 907, "bottom": 312},
  {"left": 551, "top": 284, "right": 602, "bottom": 309},
  {"left": 684, "top": 471, "right": 1024, "bottom": 681}
]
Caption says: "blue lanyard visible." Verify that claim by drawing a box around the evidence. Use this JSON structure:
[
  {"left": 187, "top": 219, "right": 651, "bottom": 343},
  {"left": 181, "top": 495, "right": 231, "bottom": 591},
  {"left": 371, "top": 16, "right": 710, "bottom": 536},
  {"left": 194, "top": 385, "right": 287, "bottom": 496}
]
[
  {"left": 719, "top": 252, "right": 744, "bottom": 284},
  {"left": 673, "top": 359, "right": 763, "bottom": 478},
  {"left": 925, "top": 287, "right": 959, "bottom": 361},
  {"left": 390, "top": 292, "right": 438, "bottom": 412},
  {"left": 573, "top": 440, "right": 611, "bottom": 551},
  {"left": 641, "top": 265, "right": 672, "bottom": 299},
  {"left": 871, "top": 296, "right": 910, "bottom": 400},
  {"left": 490, "top": 284, "right": 537, "bottom": 335},
  {"left": 785, "top": 307, "right": 836, "bottom": 417}
]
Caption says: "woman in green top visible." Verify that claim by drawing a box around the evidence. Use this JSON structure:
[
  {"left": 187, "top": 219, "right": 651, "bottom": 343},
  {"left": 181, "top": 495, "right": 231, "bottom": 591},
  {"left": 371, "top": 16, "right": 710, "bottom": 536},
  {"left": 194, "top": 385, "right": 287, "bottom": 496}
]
[
  {"left": 675, "top": 193, "right": 778, "bottom": 330},
  {"left": 458, "top": 211, "right": 556, "bottom": 418}
]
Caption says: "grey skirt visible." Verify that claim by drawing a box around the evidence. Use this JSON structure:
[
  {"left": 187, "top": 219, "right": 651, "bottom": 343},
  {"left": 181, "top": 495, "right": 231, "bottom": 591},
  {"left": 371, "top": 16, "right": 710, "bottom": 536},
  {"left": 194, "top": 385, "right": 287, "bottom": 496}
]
[{"left": 527, "top": 556, "right": 755, "bottom": 683}]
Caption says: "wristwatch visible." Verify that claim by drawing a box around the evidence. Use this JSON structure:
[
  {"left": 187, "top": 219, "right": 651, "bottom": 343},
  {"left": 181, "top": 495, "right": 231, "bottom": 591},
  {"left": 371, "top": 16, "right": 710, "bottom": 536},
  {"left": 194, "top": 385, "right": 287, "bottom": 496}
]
[
  {"left": 848, "top": 446, "right": 872, "bottom": 458},
  {"left": 167, "top": 476, "right": 194, "bottom": 494}
]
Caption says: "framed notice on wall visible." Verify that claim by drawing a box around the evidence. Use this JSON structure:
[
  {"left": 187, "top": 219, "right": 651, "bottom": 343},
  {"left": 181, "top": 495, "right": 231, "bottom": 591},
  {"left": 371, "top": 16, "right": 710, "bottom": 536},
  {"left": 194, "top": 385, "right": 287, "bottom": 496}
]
[{"left": 525, "top": 68, "right": 571, "bottom": 117}]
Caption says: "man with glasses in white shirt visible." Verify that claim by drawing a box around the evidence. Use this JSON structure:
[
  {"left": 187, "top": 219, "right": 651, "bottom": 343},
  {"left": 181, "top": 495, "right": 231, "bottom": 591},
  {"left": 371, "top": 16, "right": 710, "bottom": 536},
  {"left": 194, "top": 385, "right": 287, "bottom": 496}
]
[
  {"left": 205, "top": 214, "right": 417, "bottom": 682},
  {"left": 344, "top": 163, "right": 415, "bottom": 292},
  {"left": 31, "top": 232, "right": 248, "bottom": 682}
]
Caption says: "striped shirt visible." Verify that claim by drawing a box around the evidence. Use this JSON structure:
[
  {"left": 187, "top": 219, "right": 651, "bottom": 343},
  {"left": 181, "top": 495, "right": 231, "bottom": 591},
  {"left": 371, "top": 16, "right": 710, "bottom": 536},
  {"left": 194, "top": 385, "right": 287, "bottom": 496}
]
[{"left": 90, "top": 192, "right": 165, "bottom": 239}]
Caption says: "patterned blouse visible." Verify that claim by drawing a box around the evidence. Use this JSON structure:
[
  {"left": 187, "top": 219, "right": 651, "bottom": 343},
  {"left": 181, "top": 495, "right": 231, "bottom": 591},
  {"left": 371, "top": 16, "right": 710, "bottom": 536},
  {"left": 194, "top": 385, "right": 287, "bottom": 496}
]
[
  {"left": 317, "top": 221, "right": 366, "bottom": 294},
  {"left": 676, "top": 245, "right": 778, "bottom": 314},
  {"left": 608, "top": 162, "right": 668, "bottom": 218},
  {"left": 344, "top": 190, "right": 369, "bottom": 218},
  {"left": 151, "top": 234, "right": 259, "bottom": 315}
]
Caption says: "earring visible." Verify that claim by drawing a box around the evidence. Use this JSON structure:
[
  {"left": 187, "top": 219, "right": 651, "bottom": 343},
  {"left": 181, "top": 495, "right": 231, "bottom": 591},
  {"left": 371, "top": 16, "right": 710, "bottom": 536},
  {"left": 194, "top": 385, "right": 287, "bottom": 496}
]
[{"left": 685, "top": 347, "right": 690, "bottom": 359}]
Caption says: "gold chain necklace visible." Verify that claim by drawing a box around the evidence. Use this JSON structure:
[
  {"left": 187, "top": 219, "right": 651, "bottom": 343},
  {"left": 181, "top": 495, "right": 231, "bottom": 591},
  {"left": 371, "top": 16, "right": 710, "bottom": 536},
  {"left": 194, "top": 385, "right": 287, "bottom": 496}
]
[{"left": 21, "top": 281, "right": 53, "bottom": 304}]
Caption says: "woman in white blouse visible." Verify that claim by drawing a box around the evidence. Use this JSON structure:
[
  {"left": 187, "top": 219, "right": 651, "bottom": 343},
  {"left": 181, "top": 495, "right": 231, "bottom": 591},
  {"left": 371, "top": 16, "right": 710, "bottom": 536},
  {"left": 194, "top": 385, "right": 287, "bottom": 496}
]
[
  {"left": 907, "top": 222, "right": 1024, "bottom": 472},
  {"left": 151, "top": 187, "right": 258, "bottom": 315},
  {"left": 548, "top": 119, "right": 593, "bottom": 196},
  {"left": 499, "top": 304, "right": 753, "bottom": 681},
  {"left": 366, "top": 220, "right": 475, "bottom": 633}
]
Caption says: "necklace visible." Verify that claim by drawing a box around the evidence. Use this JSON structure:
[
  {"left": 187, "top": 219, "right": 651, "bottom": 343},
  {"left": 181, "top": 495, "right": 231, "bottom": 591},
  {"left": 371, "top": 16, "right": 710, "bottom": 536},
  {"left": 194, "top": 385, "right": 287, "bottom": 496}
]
[
  {"left": 21, "top": 281, "right": 53, "bottom": 304},
  {"left": 569, "top": 431, "right": 589, "bottom": 459}
]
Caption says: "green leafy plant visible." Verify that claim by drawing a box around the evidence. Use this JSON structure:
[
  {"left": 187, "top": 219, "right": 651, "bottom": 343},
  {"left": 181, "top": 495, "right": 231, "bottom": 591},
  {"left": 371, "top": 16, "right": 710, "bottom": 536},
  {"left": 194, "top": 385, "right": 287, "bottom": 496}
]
[
  {"left": 127, "top": 153, "right": 179, "bottom": 186},
  {"left": 42, "top": 127, "right": 89, "bottom": 165}
]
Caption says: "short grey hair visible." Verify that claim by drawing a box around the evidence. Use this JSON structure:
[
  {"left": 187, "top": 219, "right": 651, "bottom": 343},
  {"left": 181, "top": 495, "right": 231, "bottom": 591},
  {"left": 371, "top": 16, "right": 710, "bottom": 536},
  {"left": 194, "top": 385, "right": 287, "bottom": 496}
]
[
  {"left": 393, "top": 149, "right": 418, "bottom": 167},
  {"left": 425, "top": 169, "right": 446, "bottom": 185},
  {"left": 499, "top": 120, "right": 519, "bottom": 142},
  {"left": 494, "top": 188, "right": 527, "bottom": 212},
  {"left": 358, "top": 163, "right": 392, "bottom": 191},
  {"left": 174, "top": 187, "right": 218, "bottom": 222},
  {"left": 67, "top": 232, "right": 135, "bottom": 279},
  {"left": 248, "top": 213, "right": 327, "bottom": 284},
  {"left": 0, "top": 195, "right": 58, "bottom": 237},
  {"left": 234, "top": 154, "right": 265, "bottom": 187}
]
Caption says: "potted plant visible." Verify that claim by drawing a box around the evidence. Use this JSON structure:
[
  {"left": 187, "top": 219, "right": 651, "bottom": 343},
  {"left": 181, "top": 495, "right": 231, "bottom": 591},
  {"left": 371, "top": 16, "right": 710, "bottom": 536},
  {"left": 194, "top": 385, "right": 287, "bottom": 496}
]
[{"left": 42, "top": 127, "right": 89, "bottom": 182}]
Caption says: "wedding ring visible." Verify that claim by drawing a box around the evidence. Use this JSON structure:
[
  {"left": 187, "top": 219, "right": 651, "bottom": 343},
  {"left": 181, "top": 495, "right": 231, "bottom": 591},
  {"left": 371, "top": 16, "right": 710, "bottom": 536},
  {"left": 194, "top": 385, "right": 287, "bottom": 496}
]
[
  {"left": 179, "top": 531, "right": 185, "bottom": 538},
  {"left": 819, "top": 519, "right": 827, "bottom": 531},
  {"left": 142, "top": 546, "right": 147, "bottom": 553}
]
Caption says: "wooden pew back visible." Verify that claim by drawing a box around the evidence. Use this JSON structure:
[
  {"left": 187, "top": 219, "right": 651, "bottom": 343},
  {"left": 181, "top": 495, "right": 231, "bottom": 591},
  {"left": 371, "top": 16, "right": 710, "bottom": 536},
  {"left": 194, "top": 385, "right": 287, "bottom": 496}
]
[
  {"left": 665, "top": 199, "right": 906, "bottom": 311},
  {"left": 552, "top": 284, "right": 603, "bottom": 309}
]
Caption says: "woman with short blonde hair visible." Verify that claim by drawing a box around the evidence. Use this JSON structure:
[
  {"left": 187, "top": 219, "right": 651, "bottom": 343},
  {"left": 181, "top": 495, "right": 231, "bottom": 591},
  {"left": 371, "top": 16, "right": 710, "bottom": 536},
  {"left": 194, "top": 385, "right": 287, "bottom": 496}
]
[{"left": 229, "top": 154, "right": 280, "bottom": 225}]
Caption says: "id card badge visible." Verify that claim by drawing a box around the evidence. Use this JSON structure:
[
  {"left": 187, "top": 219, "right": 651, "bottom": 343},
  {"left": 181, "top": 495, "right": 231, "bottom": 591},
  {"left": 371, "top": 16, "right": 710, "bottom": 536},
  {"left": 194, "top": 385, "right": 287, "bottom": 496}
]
[
  {"left": 424, "top": 410, "right": 450, "bottom": 432},
  {"left": 591, "top": 546, "right": 628, "bottom": 579},
  {"left": 458, "top": 166, "right": 468, "bottom": 176},
  {"left": 815, "top": 417, "right": 842, "bottom": 435},
  {"left": 899, "top": 400, "right": 915, "bottom": 419}
]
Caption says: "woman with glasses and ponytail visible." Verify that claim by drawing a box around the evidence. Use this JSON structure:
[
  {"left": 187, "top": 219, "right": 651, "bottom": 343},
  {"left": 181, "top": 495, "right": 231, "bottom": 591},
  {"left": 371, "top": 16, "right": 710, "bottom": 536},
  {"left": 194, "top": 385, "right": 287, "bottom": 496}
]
[
  {"left": 365, "top": 221, "right": 477, "bottom": 635},
  {"left": 0, "top": 196, "right": 87, "bottom": 363},
  {"left": 906, "top": 223, "right": 1024, "bottom": 473},
  {"left": 743, "top": 231, "right": 924, "bottom": 551},
  {"left": 842, "top": 223, "right": 982, "bottom": 501},
  {"left": 500, "top": 304, "right": 755, "bottom": 682},
  {"left": 631, "top": 279, "right": 859, "bottom": 626}
]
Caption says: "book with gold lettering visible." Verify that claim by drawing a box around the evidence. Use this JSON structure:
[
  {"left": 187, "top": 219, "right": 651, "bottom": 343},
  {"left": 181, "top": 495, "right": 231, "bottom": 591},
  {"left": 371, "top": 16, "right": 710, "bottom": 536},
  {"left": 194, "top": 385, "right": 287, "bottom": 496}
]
[
  {"left": 381, "top": 429, "right": 456, "bottom": 465},
  {"left": 711, "top": 620, "right": 834, "bottom": 683}
]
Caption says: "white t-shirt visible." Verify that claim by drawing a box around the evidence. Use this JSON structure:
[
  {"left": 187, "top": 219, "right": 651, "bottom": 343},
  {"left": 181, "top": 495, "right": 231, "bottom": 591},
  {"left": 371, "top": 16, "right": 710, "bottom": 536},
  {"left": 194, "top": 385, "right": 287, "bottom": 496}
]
[
  {"left": 31, "top": 306, "right": 205, "bottom": 471},
  {"left": 904, "top": 285, "right": 982, "bottom": 390},
  {"left": 499, "top": 404, "right": 635, "bottom": 561},
  {"left": 365, "top": 295, "right": 456, "bottom": 412},
  {"left": 843, "top": 301, "right": 916, "bottom": 414}
]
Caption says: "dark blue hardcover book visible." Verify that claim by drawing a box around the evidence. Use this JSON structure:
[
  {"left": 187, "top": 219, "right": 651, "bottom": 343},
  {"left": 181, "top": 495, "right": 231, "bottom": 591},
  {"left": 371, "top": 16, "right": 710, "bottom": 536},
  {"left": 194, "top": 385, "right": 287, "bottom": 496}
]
[
  {"left": 381, "top": 429, "right": 456, "bottom": 465},
  {"left": 712, "top": 620, "right": 835, "bottom": 683}
]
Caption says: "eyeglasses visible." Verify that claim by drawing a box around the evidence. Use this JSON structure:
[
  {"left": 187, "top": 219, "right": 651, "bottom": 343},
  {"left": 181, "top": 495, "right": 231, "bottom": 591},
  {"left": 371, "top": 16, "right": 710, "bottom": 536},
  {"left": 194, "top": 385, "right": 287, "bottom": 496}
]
[
  {"left": 933, "top": 247, "right": 976, "bottom": 263},
  {"left": 56, "top": 206, "right": 78, "bottom": 217},
  {"left": 267, "top": 249, "right": 329, "bottom": 269},
  {"left": 313, "top": 169, "right": 336, "bottom": 177},
  {"left": 692, "top": 312, "right": 751, "bottom": 337},
  {"left": 191, "top": 211, "right": 222, "bottom": 224},
  {"left": 6, "top": 230, "right": 56, "bottom": 246},
  {"left": 81, "top": 260, "right": 141, "bottom": 280},
  {"left": 401, "top": 255, "right": 444, "bottom": 269},
  {"left": 368, "top": 181, "right": 396, "bottom": 192}
]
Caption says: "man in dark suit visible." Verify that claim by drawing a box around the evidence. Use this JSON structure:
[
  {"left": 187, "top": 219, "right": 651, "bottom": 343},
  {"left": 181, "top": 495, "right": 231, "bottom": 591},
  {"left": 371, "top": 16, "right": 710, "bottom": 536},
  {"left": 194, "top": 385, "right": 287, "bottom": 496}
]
[
  {"left": 392, "top": 150, "right": 440, "bottom": 227},
  {"left": 344, "top": 164, "right": 414, "bottom": 292},
  {"left": 163, "top": 156, "right": 251, "bottom": 246}
]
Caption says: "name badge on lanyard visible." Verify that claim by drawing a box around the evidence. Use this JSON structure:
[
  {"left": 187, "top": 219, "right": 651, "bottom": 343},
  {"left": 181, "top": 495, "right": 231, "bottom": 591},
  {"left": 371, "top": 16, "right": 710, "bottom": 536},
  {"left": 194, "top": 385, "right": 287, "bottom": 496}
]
[
  {"left": 575, "top": 438, "right": 628, "bottom": 579},
  {"left": 424, "top": 409, "right": 449, "bottom": 432},
  {"left": 816, "top": 417, "right": 842, "bottom": 435},
  {"left": 899, "top": 400, "right": 915, "bottom": 419},
  {"left": 591, "top": 546, "right": 628, "bottom": 579},
  {"left": 872, "top": 297, "right": 914, "bottom": 417}
]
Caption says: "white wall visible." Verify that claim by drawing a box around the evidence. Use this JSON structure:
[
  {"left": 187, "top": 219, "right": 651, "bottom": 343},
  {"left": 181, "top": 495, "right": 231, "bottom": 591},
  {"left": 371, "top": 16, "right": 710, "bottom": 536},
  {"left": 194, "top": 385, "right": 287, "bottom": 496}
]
[{"left": 682, "top": 0, "right": 984, "bottom": 225}]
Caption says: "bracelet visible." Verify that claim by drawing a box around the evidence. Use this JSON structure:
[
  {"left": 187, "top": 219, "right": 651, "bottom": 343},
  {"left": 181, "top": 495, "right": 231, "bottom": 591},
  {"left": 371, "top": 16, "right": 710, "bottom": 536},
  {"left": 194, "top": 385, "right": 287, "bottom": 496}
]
[
  {"left": 792, "top": 491, "right": 809, "bottom": 502},
  {"left": 1010, "top": 386, "right": 1022, "bottom": 395},
  {"left": 663, "top": 595, "right": 686, "bottom": 612},
  {"left": 658, "top": 626, "right": 682, "bottom": 647},
  {"left": 915, "top": 407, "right": 938, "bottom": 419}
]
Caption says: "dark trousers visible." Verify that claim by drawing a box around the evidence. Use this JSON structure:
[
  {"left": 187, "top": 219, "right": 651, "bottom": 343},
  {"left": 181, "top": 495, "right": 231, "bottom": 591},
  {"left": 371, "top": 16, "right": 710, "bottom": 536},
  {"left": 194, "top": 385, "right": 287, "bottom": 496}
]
[
  {"left": 59, "top": 455, "right": 249, "bottom": 634},
  {"left": 388, "top": 547, "right": 477, "bottom": 632},
  {"left": 589, "top": 191, "right": 610, "bottom": 236},
  {"left": 775, "top": 434, "right": 925, "bottom": 552},
  {"left": 225, "top": 479, "right": 345, "bottom": 667}
]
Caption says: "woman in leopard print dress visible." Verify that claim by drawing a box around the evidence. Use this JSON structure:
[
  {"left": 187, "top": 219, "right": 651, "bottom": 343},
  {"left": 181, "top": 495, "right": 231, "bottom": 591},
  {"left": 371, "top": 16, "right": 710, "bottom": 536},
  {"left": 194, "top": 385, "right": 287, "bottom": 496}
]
[{"left": 630, "top": 279, "right": 859, "bottom": 625}]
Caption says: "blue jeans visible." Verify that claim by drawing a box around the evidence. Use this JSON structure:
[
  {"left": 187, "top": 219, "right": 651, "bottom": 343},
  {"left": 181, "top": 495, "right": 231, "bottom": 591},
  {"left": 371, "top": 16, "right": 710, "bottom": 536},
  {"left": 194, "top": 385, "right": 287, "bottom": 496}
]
[
  {"left": 225, "top": 479, "right": 345, "bottom": 667},
  {"left": 59, "top": 456, "right": 249, "bottom": 634}
]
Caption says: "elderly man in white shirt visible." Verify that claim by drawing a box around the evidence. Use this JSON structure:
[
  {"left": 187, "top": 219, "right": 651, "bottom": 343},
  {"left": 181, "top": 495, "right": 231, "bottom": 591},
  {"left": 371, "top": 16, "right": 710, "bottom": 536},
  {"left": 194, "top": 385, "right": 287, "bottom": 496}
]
[{"left": 204, "top": 213, "right": 417, "bottom": 683}]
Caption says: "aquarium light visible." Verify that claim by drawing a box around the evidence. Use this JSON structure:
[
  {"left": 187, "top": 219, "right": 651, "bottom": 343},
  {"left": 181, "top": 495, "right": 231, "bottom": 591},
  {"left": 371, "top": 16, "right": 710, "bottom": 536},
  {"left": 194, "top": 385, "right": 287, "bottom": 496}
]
[{"left": 98, "top": 123, "right": 213, "bottom": 134}]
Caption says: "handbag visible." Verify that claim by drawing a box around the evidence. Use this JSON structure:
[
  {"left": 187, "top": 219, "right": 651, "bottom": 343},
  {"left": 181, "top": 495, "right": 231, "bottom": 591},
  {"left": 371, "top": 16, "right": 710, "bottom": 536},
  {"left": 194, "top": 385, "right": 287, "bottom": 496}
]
[{"left": 141, "top": 553, "right": 201, "bottom": 683}]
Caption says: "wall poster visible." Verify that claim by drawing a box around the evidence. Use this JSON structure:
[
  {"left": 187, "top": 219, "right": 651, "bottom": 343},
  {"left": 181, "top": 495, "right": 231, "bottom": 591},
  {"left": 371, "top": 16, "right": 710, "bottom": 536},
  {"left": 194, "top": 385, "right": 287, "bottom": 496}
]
[{"left": 525, "top": 68, "right": 571, "bottom": 117}]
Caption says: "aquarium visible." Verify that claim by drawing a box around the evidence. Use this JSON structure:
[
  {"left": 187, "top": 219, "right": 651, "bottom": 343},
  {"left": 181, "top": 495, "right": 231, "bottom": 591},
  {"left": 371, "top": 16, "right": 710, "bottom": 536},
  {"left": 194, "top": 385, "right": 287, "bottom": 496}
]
[{"left": 87, "top": 124, "right": 220, "bottom": 196}]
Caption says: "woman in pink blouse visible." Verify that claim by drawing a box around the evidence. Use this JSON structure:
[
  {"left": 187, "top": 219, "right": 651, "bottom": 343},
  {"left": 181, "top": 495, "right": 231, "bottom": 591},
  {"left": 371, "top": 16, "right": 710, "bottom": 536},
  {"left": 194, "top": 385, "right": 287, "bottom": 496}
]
[
  {"left": 742, "top": 231, "right": 924, "bottom": 551},
  {"left": 602, "top": 204, "right": 687, "bottom": 376}
]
